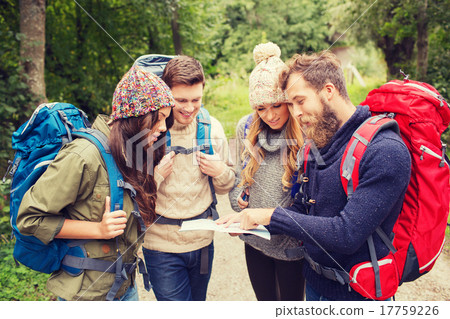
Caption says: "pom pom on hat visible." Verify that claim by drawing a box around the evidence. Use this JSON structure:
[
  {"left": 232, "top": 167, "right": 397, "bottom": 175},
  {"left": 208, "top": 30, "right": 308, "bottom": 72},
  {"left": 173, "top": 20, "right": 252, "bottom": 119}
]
[
  {"left": 253, "top": 42, "right": 282, "bottom": 65},
  {"left": 110, "top": 65, "right": 175, "bottom": 121},
  {"left": 249, "top": 42, "right": 287, "bottom": 109}
]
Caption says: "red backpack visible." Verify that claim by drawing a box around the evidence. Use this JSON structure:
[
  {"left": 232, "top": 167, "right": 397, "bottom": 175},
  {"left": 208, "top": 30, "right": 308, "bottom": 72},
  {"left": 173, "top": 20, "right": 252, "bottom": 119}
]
[
  {"left": 299, "top": 77, "right": 450, "bottom": 300},
  {"left": 342, "top": 78, "right": 450, "bottom": 299}
]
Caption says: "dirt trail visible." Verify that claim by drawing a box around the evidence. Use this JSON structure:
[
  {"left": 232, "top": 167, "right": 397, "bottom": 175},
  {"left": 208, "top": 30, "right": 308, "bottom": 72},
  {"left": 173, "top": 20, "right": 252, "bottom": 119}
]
[{"left": 137, "top": 194, "right": 450, "bottom": 301}]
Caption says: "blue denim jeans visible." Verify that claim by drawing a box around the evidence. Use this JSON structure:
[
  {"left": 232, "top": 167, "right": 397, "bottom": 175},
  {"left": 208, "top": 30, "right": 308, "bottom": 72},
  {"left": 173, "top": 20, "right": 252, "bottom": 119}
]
[
  {"left": 143, "top": 242, "right": 214, "bottom": 301},
  {"left": 306, "top": 283, "right": 392, "bottom": 301},
  {"left": 305, "top": 283, "right": 332, "bottom": 301},
  {"left": 57, "top": 282, "right": 139, "bottom": 301}
]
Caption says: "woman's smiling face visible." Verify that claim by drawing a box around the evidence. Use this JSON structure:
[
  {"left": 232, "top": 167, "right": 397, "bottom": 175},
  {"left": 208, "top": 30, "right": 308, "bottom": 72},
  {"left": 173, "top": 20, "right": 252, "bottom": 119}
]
[{"left": 256, "top": 102, "right": 290, "bottom": 130}]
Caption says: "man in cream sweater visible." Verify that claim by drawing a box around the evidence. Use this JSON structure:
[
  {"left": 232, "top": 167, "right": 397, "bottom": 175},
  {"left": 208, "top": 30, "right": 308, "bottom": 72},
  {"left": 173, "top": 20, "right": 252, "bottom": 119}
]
[{"left": 142, "top": 55, "right": 235, "bottom": 301}]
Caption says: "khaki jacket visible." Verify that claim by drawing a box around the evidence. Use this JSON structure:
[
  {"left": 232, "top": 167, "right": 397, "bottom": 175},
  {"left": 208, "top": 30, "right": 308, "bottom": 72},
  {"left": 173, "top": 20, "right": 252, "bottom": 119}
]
[{"left": 17, "top": 115, "right": 142, "bottom": 301}]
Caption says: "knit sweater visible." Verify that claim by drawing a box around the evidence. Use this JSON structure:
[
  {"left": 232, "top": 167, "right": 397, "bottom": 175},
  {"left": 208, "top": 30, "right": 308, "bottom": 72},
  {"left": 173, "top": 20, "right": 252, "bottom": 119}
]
[
  {"left": 267, "top": 106, "right": 411, "bottom": 300},
  {"left": 143, "top": 115, "right": 235, "bottom": 253},
  {"left": 229, "top": 114, "right": 302, "bottom": 261}
]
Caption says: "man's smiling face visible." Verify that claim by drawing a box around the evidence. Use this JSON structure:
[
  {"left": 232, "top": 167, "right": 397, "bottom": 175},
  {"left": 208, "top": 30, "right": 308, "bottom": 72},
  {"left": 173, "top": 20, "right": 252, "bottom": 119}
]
[{"left": 170, "top": 82, "right": 203, "bottom": 125}]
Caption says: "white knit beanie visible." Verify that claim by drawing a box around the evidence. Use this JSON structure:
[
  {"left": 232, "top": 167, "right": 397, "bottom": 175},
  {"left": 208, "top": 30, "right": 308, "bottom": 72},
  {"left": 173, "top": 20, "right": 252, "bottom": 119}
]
[{"left": 249, "top": 42, "right": 288, "bottom": 109}]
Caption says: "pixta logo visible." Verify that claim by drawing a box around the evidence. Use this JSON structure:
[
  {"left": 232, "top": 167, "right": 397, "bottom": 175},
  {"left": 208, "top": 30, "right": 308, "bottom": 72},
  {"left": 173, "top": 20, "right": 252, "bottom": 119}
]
[{"left": 125, "top": 129, "right": 167, "bottom": 175}]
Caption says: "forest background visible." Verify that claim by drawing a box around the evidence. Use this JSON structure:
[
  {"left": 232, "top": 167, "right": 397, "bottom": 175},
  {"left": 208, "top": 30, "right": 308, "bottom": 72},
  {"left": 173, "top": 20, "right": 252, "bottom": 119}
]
[{"left": 0, "top": 0, "right": 449, "bottom": 300}]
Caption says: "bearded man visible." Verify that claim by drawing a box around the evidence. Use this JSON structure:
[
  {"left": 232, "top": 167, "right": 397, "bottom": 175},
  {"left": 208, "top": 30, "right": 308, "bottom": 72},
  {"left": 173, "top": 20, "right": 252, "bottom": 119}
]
[{"left": 218, "top": 51, "right": 411, "bottom": 301}]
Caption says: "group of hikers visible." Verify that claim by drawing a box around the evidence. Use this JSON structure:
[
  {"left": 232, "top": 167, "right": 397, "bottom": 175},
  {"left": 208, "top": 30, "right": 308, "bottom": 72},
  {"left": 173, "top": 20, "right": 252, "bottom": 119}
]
[{"left": 15, "top": 40, "right": 448, "bottom": 302}]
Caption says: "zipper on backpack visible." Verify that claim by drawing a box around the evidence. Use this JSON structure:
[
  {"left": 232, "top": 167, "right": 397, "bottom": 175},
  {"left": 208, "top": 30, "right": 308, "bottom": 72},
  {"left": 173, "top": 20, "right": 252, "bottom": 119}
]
[
  {"left": 389, "top": 81, "right": 447, "bottom": 107},
  {"left": 419, "top": 145, "right": 443, "bottom": 161},
  {"left": 352, "top": 258, "right": 394, "bottom": 282}
]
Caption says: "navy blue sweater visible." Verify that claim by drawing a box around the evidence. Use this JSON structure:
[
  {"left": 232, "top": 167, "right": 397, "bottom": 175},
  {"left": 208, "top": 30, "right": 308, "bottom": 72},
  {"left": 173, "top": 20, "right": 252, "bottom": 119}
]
[{"left": 267, "top": 106, "right": 411, "bottom": 300}]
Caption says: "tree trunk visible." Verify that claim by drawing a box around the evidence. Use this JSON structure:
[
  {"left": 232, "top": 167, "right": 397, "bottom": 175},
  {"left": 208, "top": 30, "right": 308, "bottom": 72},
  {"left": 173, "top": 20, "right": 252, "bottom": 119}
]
[
  {"left": 416, "top": 0, "right": 429, "bottom": 81},
  {"left": 377, "top": 35, "right": 415, "bottom": 80},
  {"left": 170, "top": 2, "right": 183, "bottom": 55},
  {"left": 148, "top": 25, "right": 157, "bottom": 52},
  {"left": 20, "top": 0, "right": 47, "bottom": 104}
]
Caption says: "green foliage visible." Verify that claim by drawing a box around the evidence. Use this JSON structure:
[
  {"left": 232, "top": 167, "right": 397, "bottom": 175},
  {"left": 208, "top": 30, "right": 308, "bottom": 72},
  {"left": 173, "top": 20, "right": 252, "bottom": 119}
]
[
  {"left": 204, "top": 75, "right": 250, "bottom": 137},
  {"left": 42, "top": 0, "right": 227, "bottom": 120},
  {"left": 0, "top": 2, "right": 38, "bottom": 172},
  {"left": 216, "top": 0, "right": 331, "bottom": 77},
  {"left": 337, "top": 0, "right": 417, "bottom": 78},
  {"left": 347, "top": 77, "right": 386, "bottom": 107},
  {"left": 447, "top": 214, "right": 450, "bottom": 242},
  {"left": 45, "top": 1, "right": 138, "bottom": 118},
  {"left": 354, "top": 47, "right": 387, "bottom": 79},
  {"left": 0, "top": 179, "right": 53, "bottom": 301},
  {"left": 0, "top": 179, "right": 11, "bottom": 240},
  {"left": 0, "top": 242, "right": 55, "bottom": 301},
  {"left": 426, "top": 0, "right": 450, "bottom": 102}
]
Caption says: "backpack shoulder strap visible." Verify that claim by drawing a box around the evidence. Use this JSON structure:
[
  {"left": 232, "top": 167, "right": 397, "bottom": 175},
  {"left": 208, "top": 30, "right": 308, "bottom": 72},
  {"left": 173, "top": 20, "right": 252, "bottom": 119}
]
[
  {"left": 72, "top": 129, "right": 124, "bottom": 211},
  {"left": 196, "top": 107, "right": 213, "bottom": 155},
  {"left": 243, "top": 114, "right": 253, "bottom": 140},
  {"left": 196, "top": 107, "right": 218, "bottom": 210},
  {"left": 242, "top": 114, "right": 256, "bottom": 170},
  {"left": 340, "top": 114, "right": 400, "bottom": 198}
]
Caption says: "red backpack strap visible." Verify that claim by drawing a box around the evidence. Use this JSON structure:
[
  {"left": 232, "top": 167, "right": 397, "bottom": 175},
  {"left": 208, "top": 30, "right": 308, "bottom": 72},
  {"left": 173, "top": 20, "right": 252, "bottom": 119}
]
[
  {"left": 340, "top": 114, "right": 400, "bottom": 198},
  {"left": 303, "top": 143, "right": 311, "bottom": 170}
]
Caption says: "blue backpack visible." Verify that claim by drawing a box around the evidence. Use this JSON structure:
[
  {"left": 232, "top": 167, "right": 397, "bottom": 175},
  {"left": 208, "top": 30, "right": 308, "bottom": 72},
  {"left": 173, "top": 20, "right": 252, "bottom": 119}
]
[{"left": 7, "top": 102, "right": 149, "bottom": 300}]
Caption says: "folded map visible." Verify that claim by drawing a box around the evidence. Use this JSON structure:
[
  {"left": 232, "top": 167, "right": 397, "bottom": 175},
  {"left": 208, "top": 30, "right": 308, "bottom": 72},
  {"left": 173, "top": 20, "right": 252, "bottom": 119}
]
[{"left": 179, "top": 219, "right": 271, "bottom": 240}]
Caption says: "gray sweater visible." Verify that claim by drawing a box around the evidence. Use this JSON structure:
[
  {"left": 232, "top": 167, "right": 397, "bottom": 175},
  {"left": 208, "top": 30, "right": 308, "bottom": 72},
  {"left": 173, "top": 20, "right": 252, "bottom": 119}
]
[{"left": 229, "top": 114, "right": 302, "bottom": 261}]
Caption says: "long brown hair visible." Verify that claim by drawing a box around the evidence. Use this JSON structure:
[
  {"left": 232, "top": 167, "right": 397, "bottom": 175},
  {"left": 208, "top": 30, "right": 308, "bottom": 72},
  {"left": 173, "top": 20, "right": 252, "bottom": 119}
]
[
  {"left": 109, "top": 110, "right": 174, "bottom": 225},
  {"left": 238, "top": 110, "right": 303, "bottom": 190}
]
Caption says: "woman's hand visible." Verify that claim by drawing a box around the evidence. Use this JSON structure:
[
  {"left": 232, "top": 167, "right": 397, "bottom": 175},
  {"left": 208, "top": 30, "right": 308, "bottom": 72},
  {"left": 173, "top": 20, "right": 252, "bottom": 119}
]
[
  {"left": 55, "top": 196, "right": 128, "bottom": 240},
  {"left": 155, "top": 151, "right": 175, "bottom": 179},
  {"left": 196, "top": 151, "right": 226, "bottom": 178},
  {"left": 237, "top": 188, "right": 249, "bottom": 209},
  {"left": 98, "top": 196, "right": 127, "bottom": 239},
  {"left": 238, "top": 197, "right": 249, "bottom": 210}
]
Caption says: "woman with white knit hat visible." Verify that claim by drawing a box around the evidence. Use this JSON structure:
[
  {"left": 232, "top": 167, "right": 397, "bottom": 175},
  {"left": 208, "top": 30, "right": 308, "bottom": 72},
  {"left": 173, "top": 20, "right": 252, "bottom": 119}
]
[{"left": 227, "top": 42, "right": 305, "bottom": 300}]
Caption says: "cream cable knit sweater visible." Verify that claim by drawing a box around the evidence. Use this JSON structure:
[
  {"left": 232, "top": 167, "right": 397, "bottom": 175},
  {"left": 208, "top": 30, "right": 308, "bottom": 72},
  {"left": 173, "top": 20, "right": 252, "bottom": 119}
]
[{"left": 143, "top": 116, "right": 235, "bottom": 253}]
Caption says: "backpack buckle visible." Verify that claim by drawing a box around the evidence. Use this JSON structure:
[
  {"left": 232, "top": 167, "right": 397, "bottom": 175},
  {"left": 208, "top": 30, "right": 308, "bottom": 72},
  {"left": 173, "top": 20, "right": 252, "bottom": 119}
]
[
  {"left": 4, "top": 157, "right": 21, "bottom": 181},
  {"left": 399, "top": 69, "right": 409, "bottom": 81},
  {"left": 2, "top": 160, "right": 13, "bottom": 182}
]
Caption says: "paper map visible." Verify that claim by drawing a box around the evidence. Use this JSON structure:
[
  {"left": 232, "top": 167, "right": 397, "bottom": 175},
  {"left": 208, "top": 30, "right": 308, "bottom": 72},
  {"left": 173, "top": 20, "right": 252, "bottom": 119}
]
[{"left": 179, "top": 219, "right": 271, "bottom": 240}]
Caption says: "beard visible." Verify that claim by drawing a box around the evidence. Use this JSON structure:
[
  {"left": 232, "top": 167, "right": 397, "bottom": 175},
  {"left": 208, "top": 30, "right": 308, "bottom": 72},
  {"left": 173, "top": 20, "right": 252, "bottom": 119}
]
[{"left": 301, "top": 98, "right": 341, "bottom": 149}]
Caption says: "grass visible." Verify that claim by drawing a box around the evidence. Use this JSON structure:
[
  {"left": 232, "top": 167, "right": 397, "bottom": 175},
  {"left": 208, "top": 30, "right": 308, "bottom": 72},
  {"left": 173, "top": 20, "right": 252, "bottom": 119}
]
[
  {"left": 204, "top": 75, "right": 251, "bottom": 138},
  {"left": 446, "top": 214, "right": 450, "bottom": 250},
  {"left": 0, "top": 242, "right": 55, "bottom": 301},
  {"left": 347, "top": 77, "right": 386, "bottom": 106}
]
